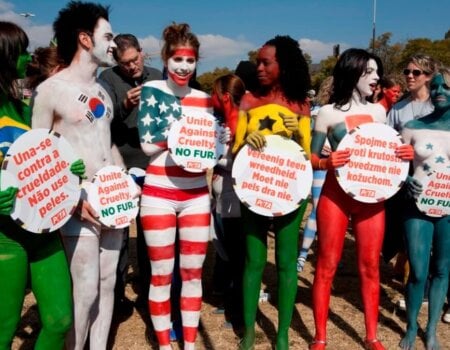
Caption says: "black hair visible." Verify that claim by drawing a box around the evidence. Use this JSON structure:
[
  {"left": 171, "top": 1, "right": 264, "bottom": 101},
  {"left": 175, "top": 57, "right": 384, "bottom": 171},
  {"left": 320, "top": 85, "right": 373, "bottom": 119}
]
[
  {"left": 113, "top": 33, "right": 141, "bottom": 61},
  {"left": 330, "top": 48, "right": 383, "bottom": 109},
  {"left": 263, "top": 35, "right": 311, "bottom": 103},
  {"left": 53, "top": 1, "right": 110, "bottom": 65}
]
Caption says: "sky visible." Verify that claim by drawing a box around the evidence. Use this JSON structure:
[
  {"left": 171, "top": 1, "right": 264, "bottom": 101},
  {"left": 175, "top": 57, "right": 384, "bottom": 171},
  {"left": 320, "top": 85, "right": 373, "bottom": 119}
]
[{"left": 1, "top": 0, "right": 449, "bottom": 74}]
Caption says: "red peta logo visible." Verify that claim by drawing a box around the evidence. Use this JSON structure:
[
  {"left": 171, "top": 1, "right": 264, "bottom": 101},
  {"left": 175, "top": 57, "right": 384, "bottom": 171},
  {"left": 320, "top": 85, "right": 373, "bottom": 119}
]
[
  {"left": 359, "top": 189, "right": 375, "bottom": 198},
  {"left": 51, "top": 208, "right": 67, "bottom": 226},
  {"left": 255, "top": 198, "right": 272, "bottom": 210}
]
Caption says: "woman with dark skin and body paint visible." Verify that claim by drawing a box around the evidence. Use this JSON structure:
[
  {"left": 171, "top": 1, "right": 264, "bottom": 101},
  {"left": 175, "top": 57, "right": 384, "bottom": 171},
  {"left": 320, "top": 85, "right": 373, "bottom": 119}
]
[
  {"left": 232, "top": 35, "right": 311, "bottom": 350},
  {"left": 309, "top": 48, "right": 413, "bottom": 350},
  {"left": 399, "top": 68, "right": 450, "bottom": 350}
]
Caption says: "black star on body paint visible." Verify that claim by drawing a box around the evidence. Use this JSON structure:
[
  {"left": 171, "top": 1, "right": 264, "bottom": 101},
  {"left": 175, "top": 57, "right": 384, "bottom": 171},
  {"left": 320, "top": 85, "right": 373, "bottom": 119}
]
[{"left": 259, "top": 116, "right": 276, "bottom": 131}]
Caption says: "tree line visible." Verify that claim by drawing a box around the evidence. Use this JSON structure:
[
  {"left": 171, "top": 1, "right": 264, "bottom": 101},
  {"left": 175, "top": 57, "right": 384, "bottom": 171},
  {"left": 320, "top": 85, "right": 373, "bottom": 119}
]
[{"left": 197, "top": 30, "right": 450, "bottom": 94}]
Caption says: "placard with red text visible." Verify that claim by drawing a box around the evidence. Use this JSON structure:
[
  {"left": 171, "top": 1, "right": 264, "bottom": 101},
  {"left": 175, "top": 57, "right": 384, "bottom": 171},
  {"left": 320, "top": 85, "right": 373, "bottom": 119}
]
[
  {"left": 168, "top": 110, "right": 226, "bottom": 173},
  {"left": 1, "top": 128, "right": 81, "bottom": 233},
  {"left": 232, "top": 135, "right": 312, "bottom": 217},
  {"left": 87, "top": 165, "right": 140, "bottom": 228},
  {"left": 416, "top": 164, "right": 450, "bottom": 217},
  {"left": 336, "top": 123, "right": 409, "bottom": 203}
]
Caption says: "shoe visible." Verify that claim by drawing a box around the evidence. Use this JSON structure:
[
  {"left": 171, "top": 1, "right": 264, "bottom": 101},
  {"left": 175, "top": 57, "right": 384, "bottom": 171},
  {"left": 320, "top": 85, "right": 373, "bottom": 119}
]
[
  {"left": 297, "top": 256, "right": 306, "bottom": 273},
  {"left": 397, "top": 299, "right": 406, "bottom": 311},
  {"left": 443, "top": 311, "right": 450, "bottom": 324}
]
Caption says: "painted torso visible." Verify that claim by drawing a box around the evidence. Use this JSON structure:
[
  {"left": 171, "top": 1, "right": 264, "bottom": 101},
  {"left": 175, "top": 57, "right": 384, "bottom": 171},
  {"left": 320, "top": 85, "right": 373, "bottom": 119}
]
[
  {"left": 139, "top": 79, "right": 213, "bottom": 190},
  {"left": 32, "top": 72, "right": 114, "bottom": 179},
  {"left": 314, "top": 100, "right": 386, "bottom": 151},
  {"left": 234, "top": 91, "right": 311, "bottom": 154},
  {"left": 402, "top": 115, "right": 450, "bottom": 179}
]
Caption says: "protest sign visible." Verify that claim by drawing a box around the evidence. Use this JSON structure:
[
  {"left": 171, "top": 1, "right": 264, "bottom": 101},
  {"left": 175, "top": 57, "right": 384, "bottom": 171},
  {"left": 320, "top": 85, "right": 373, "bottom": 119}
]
[
  {"left": 416, "top": 165, "right": 450, "bottom": 217},
  {"left": 232, "top": 135, "right": 312, "bottom": 216},
  {"left": 168, "top": 110, "right": 225, "bottom": 172},
  {"left": 336, "top": 123, "right": 409, "bottom": 203},
  {"left": 88, "top": 165, "right": 140, "bottom": 228},
  {"left": 1, "top": 128, "right": 81, "bottom": 233}
]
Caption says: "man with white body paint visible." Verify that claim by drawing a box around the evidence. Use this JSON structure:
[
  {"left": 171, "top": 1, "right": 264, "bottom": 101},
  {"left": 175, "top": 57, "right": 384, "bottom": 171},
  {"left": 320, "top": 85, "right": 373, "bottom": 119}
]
[{"left": 31, "top": 2, "right": 125, "bottom": 349}]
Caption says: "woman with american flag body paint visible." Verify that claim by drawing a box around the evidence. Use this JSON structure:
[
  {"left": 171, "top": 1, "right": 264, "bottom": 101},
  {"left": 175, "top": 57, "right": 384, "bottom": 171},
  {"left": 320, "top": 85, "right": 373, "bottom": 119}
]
[{"left": 138, "top": 23, "right": 214, "bottom": 350}]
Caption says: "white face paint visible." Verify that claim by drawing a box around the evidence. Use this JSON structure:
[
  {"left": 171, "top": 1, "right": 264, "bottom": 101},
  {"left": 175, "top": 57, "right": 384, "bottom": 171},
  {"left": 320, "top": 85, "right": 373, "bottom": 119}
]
[
  {"left": 167, "top": 47, "right": 197, "bottom": 86},
  {"left": 91, "top": 18, "right": 116, "bottom": 66},
  {"left": 356, "top": 59, "right": 379, "bottom": 98}
]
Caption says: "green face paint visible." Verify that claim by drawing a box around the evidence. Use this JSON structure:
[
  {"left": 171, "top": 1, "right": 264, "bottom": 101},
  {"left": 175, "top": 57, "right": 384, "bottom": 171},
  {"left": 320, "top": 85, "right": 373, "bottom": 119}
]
[{"left": 16, "top": 52, "right": 32, "bottom": 79}]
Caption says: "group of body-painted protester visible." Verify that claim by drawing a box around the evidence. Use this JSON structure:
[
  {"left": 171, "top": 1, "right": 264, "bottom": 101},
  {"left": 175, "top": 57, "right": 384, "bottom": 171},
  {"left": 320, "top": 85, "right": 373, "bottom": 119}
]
[{"left": 0, "top": 1, "right": 449, "bottom": 350}]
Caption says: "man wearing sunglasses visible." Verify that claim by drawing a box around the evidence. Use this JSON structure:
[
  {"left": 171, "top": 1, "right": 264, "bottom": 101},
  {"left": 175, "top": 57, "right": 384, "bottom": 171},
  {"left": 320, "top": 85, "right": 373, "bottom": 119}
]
[{"left": 387, "top": 54, "right": 439, "bottom": 131}]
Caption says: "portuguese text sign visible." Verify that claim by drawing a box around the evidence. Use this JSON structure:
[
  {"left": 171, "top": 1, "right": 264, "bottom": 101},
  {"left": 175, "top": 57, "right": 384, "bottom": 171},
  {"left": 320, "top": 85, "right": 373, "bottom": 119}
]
[{"left": 1, "top": 128, "right": 81, "bottom": 233}]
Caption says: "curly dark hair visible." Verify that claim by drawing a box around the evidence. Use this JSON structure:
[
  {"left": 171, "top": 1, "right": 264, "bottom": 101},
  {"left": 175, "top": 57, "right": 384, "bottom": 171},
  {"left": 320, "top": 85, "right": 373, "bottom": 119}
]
[
  {"left": 53, "top": 1, "right": 110, "bottom": 65},
  {"left": 330, "top": 48, "right": 383, "bottom": 109},
  {"left": 262, "top": 35, "right": 311, "bottom": 103}
]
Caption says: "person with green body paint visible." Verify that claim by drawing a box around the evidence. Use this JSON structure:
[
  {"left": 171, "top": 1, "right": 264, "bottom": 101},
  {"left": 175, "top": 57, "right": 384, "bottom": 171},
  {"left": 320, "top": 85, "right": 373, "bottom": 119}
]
[
  {"left": 0, "top": 21, "right": 86, "bottom": 350},
  {"left": 232, "top": 36, "right": 311, "bottom": 350},
  {"left": 399, "top": 67, "right": 450, "bottom": 350}
]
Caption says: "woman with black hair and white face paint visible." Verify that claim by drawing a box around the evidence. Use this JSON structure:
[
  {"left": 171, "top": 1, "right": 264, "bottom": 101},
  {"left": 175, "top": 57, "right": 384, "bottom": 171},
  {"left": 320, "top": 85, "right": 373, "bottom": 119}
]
[{"left": 309, "top": 48, "right": 413, "bottom": 350}]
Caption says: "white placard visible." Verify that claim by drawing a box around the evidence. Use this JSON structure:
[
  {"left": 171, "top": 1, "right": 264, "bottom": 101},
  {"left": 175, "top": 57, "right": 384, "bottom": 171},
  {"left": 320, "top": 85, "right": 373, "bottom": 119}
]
[
  {"left": 416, "top": 166, "right": 450, "bottom": 217},
  {"left": 88, "top": 165, "right": 140, "bottom": 228},
  {"left": 168, "top": 110, "right": 226, "bottom": 172},
  {"left": 232, "top": 135, "right": 312, "bottom": 217},
  {"left": 1, "top": 128, "right": 81, "bottom": 233},
  {"left": 336, "top": 123, "right": 409, "bottom": 203}
]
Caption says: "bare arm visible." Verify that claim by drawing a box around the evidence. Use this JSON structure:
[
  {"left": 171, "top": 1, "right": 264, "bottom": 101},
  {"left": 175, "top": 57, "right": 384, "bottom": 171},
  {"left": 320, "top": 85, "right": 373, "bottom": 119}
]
[{"left": 30, "top": 83, "right": 56, "bottom": 129}]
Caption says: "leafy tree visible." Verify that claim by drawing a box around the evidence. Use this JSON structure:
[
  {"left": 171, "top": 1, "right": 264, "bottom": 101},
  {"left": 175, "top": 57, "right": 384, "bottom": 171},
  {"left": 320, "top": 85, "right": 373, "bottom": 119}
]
[
  {"left": 197, "top": 67, "right": 233, "bottom": 94},
  {"left": 311, "top": 55, "right": 337, "bottom": 91},
  {"left": 247, "top": 50, "right": 258, "bottom": 64},
  {"left": 399, "top": 38, "right": 450, "bottom": 69},
  {"left": 370, "top": 32, "right": 404, "bottom": 75},
  {"left": 445, "top": 29, "right": 450, "bottom": 40}
]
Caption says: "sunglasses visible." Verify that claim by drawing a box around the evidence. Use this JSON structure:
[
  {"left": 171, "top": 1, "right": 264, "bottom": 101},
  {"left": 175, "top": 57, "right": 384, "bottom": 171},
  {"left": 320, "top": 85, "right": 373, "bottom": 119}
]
[{"left": 403, "top": 69, "right": 428, "bottom": 77}]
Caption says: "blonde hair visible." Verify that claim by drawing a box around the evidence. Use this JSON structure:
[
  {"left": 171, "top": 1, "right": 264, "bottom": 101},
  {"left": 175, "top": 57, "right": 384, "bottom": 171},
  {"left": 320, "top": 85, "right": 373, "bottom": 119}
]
[{"left": 407, "top": 54, "right": 440, "bottom": 76}]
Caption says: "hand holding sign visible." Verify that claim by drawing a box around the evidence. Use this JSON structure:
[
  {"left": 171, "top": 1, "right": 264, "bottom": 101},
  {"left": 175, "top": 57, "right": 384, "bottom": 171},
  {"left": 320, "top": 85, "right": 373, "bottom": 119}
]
[
  {"left": 87, "top": 166, "right": 140, "bottom": 228},
  {"left": 0, "top": 129, "right": 81, "bottom": 233},
  {"left": 232, "top": 135, "right": 312, "bottom": 217},
  {"left": 335, "top": 123, "right": 409, "bottom": 203},
  {"left": 0, "top": 186, "right": 18, "bottom": 215}
]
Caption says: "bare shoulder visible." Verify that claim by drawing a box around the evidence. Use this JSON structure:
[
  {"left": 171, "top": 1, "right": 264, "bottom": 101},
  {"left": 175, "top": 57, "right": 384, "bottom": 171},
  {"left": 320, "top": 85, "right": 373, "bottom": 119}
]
[
  {"left": 189, "top": 88, "right": 210, "bottom": 99},
  {"left": 369, "top": 102, "right": 387, "bottom": 123},
  {"left": 316, "top": 103, "right": 336, "bottom": 121},
  {"left": 142, "top": 79, "right": 164, "bottom": 89}
]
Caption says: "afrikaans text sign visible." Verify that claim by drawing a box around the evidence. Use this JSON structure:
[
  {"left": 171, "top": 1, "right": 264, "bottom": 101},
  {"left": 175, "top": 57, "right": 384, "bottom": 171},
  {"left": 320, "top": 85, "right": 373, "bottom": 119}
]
[{"left": 232, "top": 135, "right": 312, "bottom": 217}]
